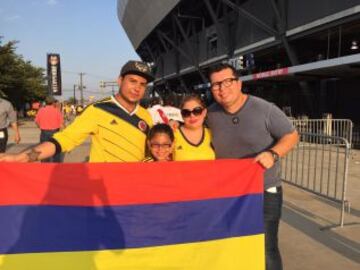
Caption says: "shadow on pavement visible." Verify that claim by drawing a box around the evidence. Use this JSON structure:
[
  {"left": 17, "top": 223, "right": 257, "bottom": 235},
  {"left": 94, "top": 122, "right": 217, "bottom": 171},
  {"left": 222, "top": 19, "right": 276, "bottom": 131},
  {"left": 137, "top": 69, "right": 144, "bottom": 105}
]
[{"left": 282, "top": 201, "right": 360, "bottom": 263}]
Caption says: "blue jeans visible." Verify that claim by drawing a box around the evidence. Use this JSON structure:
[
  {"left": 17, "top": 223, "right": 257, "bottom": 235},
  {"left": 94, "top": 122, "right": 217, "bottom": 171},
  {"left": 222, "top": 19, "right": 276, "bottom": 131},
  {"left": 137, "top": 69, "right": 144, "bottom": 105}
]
[
  {"left": 40, "top": 129, "right": 63, "bottom": 163},
  {"left": 264, "top": 186, "right": 283, "bottom": 270}
]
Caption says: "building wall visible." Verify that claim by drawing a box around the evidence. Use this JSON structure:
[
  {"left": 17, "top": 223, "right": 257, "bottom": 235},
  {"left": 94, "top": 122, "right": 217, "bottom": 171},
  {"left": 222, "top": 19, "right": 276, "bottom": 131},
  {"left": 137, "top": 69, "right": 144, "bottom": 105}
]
[
  {"left": 287, "top": 0, "right": 360, "bottom": 29},
  {"left": 151, "top": 0, "right": 359, "bottom": 79}
]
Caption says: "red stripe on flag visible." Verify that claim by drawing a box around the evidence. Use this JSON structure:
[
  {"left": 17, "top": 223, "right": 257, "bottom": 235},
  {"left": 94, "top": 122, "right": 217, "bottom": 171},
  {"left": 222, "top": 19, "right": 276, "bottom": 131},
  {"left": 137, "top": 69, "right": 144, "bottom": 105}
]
[{"left": 0, "top": 159, "right": 264, "bottom": 206}]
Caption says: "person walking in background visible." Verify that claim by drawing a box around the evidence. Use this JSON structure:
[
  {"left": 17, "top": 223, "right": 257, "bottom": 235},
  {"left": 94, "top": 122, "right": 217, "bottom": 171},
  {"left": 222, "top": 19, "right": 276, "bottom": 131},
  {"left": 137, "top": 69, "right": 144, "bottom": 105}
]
[
  {"left": 147, "top": 97, "right": 165, "bottom": 124},
  {"left": 173, "top": 94, "right": 215, "bottom": 161},
  {"left": 75, "top": 104, "right": 84, "bottom": 115},
  {"left": 148, "top": 96, "right": 184, "bottom": 129},
  {"left": 70, "top": 103, "right": 76, "bottom": 117},
  {"left": 161, "top": 95, "right": 183, "bottom": 125},
  {"left": 0, "top": 60, "right": 154, "bottom": 163},
  {"left": 35, "top": 96, "right": 64, "bottom": 162},
  {"left": 0, "top": 97, "right": 21, "bottom": 153},
  {"left": 206, "top": 63, "right": 299, "bottom": 270},
  {"left": 143, "top": 123, "right": 175, "bottom": 162},
  {"left": 63, "top": 103, "right": 72, "bottom": 121}
]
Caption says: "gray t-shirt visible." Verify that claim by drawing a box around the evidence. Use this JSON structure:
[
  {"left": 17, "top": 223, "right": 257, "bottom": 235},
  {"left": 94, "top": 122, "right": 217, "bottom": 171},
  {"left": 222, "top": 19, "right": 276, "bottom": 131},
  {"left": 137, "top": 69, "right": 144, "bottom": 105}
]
[
  {"left": 207, "top": 95, "right": 294, "bottom": 189},
  {"left": 0, "top": 98, "right": 17, "bottom": 129}
]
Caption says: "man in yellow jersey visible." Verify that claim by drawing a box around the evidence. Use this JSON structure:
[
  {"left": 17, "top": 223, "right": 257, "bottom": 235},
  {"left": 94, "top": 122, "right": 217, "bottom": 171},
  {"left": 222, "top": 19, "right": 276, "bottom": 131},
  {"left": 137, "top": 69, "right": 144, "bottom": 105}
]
[{"left": 0, "top": 61, "right": 154, "bottom": 163}]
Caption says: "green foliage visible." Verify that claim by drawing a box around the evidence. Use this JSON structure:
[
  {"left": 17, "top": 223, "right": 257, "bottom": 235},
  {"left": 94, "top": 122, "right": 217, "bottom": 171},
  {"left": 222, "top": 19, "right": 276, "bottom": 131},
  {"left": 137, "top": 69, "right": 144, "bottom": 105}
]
[
  {"left": 66, "top": 97, "right": 77, "bottom": 104},
  {"left": 0, "top": 37, "right": 47, "bottom": 109}
]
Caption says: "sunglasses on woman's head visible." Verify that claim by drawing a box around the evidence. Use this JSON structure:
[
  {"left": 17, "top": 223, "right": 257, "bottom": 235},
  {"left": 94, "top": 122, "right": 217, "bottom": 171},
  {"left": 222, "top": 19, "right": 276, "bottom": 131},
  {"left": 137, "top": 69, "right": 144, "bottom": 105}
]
[{"left": 181, "top": 107, "right": 204, "bottom": 118}]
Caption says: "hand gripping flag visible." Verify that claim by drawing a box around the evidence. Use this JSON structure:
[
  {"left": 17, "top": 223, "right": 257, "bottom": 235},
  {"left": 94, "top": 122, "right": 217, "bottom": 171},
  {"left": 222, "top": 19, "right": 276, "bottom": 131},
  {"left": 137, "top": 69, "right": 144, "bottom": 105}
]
[{"left": 0, "top": 159, "right": 265, "bottom": 270}]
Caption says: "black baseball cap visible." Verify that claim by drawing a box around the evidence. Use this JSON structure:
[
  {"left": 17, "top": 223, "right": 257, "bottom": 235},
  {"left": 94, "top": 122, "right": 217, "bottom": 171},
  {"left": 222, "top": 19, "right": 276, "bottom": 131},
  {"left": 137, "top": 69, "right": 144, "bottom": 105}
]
[{"left": 120, "top": 60, "right": 154, "bottom": 82}]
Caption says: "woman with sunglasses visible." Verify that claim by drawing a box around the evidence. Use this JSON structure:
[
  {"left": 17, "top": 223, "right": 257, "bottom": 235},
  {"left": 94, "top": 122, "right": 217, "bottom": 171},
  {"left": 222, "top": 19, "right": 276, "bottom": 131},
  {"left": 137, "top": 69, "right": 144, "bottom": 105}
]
[{"left": 173, "top": 95, "right": 215, "bottom": 161}]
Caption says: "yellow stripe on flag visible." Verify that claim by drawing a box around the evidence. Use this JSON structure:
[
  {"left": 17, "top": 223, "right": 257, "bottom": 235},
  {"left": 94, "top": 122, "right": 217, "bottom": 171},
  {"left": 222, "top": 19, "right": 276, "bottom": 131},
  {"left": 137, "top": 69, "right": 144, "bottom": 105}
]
[{"left": 0, "top": 234, "right": 264, "bottom": 270}]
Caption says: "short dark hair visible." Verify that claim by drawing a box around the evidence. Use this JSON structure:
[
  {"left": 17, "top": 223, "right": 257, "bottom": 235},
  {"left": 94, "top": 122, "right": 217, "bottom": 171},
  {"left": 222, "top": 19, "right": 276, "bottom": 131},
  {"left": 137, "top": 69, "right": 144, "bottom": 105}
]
[
  {"left": 147, "top": 123, "right": 174, "bottom": 142},
  {"left": 208, "top": 63, "right": 238, "bottom": 79}
]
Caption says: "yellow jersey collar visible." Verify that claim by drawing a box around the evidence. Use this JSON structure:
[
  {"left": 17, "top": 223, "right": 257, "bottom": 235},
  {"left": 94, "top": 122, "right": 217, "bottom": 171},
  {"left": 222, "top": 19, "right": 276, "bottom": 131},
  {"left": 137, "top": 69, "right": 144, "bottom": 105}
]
[{"left": 111, "top": 95, "right": 139, "bottom": 116}]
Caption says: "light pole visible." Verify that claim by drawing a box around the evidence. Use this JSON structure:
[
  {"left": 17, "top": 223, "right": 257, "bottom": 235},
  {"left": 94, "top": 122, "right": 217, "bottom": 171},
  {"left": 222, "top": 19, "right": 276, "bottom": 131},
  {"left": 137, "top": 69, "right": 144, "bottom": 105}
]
[
  {"left": 73, "top": 84, "right": 78, "bottom": 104},
  {"left": 100, "top": 81, "right": 118, "bottom": 96},
  {"left": 79, "top": 73, "right": 85, "bottom": 106}
]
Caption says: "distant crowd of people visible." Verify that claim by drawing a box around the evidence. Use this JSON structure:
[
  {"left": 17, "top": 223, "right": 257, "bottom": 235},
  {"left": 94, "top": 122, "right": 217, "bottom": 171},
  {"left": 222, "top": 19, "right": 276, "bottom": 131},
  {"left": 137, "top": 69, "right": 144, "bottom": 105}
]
[
  {"left": 25, "top": 100, "right": 84, "bottom": 120},
  {"left": 0, "top": 60, "right": 299, "bottom": 270},
  {"left": 0, "top": 95, "right": 85, "bottom": 160}
]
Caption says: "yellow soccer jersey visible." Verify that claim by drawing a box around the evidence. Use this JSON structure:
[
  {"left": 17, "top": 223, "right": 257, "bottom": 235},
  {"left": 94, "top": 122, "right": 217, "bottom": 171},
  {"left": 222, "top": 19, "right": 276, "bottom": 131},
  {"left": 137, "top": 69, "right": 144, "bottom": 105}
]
[
  {"left": 52, "top": 96, "right": 153, "bottom": 162},
  {"left": 174, "top": 127, "right": 215, "bottom": 161}
]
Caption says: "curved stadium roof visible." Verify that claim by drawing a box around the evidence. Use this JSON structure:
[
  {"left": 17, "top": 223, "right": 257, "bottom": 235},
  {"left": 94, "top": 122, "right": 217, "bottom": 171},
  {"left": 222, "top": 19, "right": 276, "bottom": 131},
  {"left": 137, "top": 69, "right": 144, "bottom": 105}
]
[{"left": 117, "top": 0, "right": 179, "bottom": 49}]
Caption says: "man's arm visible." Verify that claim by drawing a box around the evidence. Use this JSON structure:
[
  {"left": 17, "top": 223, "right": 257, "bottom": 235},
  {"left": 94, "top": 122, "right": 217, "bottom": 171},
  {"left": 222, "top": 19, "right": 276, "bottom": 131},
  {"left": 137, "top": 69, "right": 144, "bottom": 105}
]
[
  {"left": 10, "top": 122, "right": 21, "bottom": 144},
  {"left": 0, "top": 141, "right": 56, "bottom": 162},
  {"left": 254, "top": 130, "right": 299, "bottom": 169},
  {"left": 6, "top": 101, "right": 21, "bottom": 144}
]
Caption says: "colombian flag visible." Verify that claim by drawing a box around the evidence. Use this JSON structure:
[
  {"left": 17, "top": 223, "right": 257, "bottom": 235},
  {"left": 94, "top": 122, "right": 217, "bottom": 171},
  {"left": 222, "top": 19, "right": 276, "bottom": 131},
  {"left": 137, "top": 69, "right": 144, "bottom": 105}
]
[{"left": 0, "top": 159, "right": 264, "bottom": 270}]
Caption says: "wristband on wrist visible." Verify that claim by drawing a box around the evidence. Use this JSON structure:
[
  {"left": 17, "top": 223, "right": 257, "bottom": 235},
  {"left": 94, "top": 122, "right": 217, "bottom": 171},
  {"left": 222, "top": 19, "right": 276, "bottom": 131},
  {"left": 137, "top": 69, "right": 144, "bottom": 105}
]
[{"left": 267, "top": 149, "right": 280, "bottom": 162}]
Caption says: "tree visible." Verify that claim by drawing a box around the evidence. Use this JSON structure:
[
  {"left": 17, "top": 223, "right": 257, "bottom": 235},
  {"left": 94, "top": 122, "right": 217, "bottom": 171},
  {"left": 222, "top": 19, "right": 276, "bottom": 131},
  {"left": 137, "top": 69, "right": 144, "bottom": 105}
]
[
  {"left": 66, "top": 97, "right": 77, "bottom": 104},
  {"left": 0, "top": 37, "right": 47, "bottom": 109}
]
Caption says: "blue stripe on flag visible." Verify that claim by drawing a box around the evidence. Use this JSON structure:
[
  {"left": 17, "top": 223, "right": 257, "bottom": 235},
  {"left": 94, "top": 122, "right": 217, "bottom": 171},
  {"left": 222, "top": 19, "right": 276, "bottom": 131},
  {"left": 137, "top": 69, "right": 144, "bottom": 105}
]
[{"left": 0, "top": 194, "right": 263, "bottom": 254}]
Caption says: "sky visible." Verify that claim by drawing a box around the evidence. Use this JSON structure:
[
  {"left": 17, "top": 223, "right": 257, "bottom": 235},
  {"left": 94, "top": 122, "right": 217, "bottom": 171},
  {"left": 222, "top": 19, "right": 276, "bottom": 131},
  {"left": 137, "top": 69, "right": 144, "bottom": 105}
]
[{"left": 0, "top": 0, "right": 139, "bottom": 101}]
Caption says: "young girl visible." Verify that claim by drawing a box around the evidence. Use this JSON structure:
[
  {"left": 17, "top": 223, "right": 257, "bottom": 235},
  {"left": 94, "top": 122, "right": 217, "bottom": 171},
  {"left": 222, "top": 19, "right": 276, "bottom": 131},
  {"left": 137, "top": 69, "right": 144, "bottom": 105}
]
[{"left": 143, "top": 123, "right": 175, "bottom": 162}]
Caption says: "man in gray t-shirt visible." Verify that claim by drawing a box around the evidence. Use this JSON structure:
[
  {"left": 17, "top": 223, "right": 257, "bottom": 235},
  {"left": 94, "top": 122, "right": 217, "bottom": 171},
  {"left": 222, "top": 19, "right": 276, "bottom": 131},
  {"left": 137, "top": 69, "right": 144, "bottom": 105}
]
[
  {"left": 0, "top": 98, "right": 21, "bottom": 153},
  {"left": 207, "top": 63, "right": 298, "bottom": 270},
  {"left": 207, "top": 95, "right": 294, "bottom": 189}
]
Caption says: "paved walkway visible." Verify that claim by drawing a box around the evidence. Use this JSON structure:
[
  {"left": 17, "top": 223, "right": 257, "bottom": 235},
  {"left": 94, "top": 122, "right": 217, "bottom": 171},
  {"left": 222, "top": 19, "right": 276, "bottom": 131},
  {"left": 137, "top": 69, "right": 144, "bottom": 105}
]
[{"left": 5, "top": 119, "right": 360, "bottom": 270}]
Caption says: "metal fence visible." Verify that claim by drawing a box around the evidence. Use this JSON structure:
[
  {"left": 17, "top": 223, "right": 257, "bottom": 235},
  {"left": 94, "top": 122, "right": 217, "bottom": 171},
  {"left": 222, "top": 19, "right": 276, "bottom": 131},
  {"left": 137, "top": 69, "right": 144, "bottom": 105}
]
[
  {"left": 290, "top": 119, "right": 353, "bottom": 146},
  {"left": 281, "top": 133, "right": 351, "bottom": 227},
  {"left": 352, "top": 124, "right": 360, "bottom": 149}
]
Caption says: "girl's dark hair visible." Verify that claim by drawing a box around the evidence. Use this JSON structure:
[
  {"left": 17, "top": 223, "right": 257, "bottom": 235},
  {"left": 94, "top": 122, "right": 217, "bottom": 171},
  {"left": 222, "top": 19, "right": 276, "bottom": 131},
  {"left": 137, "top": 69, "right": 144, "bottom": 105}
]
[
  {"left": 148, "top": 123, "right": 174, "bottom": 142},
  {"left": 180, "top": 94, "right": 206, "bottom": 109}
]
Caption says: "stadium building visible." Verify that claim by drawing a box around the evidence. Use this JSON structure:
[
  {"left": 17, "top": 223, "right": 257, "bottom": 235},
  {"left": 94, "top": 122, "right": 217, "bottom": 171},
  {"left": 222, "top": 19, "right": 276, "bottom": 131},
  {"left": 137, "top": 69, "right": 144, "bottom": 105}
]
[{"left": 118, "top": 0, "right": 360, "bottom": 141}]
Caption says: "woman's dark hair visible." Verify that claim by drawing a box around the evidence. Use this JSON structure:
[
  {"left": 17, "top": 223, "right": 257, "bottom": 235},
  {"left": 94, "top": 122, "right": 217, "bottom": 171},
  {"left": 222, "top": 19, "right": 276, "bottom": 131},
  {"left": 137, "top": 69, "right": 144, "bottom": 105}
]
[
  {"left": 180, "top": 94, "right": 206, "bottom": 109},
  {"left": 147, "top": 123, "right": 174, "bottom": 142}
]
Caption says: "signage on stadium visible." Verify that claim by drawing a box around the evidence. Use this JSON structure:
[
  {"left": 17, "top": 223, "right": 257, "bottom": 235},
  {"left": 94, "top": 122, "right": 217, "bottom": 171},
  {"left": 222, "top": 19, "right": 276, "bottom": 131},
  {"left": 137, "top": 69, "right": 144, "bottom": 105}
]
[
  {"left": 47, "top": 53, "right": 62, "bottom": 96},
  {"left": 252, "top": 67, "right": 289, "bottom": 80},
  {"left": 227, "top": 55, "right": 245, "bottom": 70}
]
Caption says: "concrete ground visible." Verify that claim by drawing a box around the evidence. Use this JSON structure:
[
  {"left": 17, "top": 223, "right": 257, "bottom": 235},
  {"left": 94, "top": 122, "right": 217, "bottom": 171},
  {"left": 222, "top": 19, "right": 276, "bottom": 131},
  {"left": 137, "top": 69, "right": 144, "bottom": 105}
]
[{"left": 5, "top": 119, "right": 360, "bottom": 270}]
